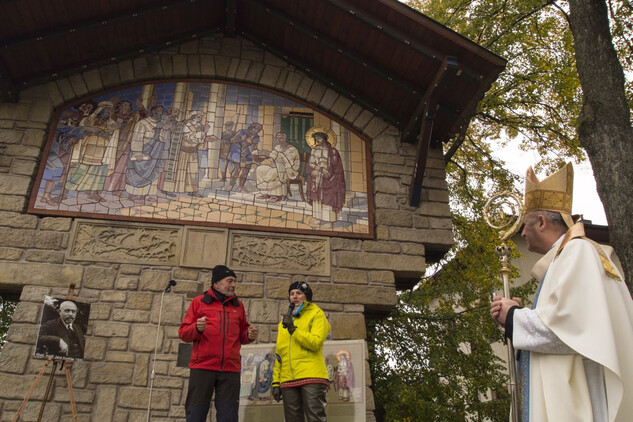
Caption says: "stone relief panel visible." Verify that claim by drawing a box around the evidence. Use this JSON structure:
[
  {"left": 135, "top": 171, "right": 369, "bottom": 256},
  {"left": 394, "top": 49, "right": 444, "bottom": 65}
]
[
  {"left": 228, "top": 230, "right": 330, "bottom": 276},
  {"left": 180, "top": 227, "right": 228, "bottom": 269},
  {"left": 67, "top": 219, "right": 181, "bottom": 265}
]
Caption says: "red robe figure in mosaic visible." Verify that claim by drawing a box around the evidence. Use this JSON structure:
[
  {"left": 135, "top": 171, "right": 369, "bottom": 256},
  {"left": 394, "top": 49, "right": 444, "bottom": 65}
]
[{"left": 306, "top": 130, "right": 345, "bottom": 223}]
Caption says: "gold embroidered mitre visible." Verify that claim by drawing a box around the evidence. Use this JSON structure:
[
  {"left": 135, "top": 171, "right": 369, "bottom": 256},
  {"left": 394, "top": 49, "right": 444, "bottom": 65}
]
[{"left": 525, "top": 162, "right": 574, "bottom": 227}]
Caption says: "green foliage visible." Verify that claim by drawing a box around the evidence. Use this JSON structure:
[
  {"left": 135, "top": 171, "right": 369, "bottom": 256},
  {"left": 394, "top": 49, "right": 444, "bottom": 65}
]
[
  {"left": 365, "top": 1, "right": 630, "bottom": 420},
  {"left": 0, "top": 295, "right": 17, "bottom": 352},
  {"left": 410, "top": 0, "right": 590, "bottom": 168},
  {"left": 369, "top": 182, "right": 538, "bottom": 421},
  {"left": 368, "top": 142, "right": 536, "bottom": 421}
]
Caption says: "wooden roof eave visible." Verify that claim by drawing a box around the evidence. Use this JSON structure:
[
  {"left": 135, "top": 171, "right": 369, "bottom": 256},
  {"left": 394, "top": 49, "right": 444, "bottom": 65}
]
[
  {"left": 1, "top": 0, "right": 196, "bottom": 49},
  {"left": 6, "top": 29, "right": 222, "bottom": 94},
  {"left": 225, "top": 0, "right": 237, "bottom": 37},
  {"left": 327, "top": 0, "right": 502, "bottom": 81},
  {"left": 242, "top": 0, "right": 421, "bottom": 97},
  {"left": 0, "top": 58, "right": 17, "bottom": 102},
  {"left": 407, "top": 57, "right": 456, "bottom": 207},
  {"left": 369, "top": 0, "right": 506, "bottom": 68},
  {"left": 239, "top": 29, "right": 402, "bottom": 127}
]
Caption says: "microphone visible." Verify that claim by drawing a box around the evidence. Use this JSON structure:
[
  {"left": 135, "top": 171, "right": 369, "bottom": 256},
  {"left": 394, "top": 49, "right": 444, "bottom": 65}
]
[
  {"left": 282, "top": 303, "right": 294, "bottom": 329},
  {"left": 164, "top": 280, "right": 177, "bottom": 292},
  {"left": 282, "top": 302, "right": 297, "bottom": 333}
]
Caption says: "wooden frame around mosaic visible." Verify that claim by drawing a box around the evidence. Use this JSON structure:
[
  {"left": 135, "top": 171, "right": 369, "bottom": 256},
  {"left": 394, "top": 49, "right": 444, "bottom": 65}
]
[{"left": 27, "top": 79, "right": 374, "bottom": 239}]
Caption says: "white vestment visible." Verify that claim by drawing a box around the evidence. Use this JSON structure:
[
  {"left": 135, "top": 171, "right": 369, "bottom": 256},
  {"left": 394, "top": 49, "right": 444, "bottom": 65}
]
[
  {"left": 255, "top": 144, "right": 300, "bottom": 196},
  {"left": 512, "top": 228, "right": 633, "bottom": 421}
]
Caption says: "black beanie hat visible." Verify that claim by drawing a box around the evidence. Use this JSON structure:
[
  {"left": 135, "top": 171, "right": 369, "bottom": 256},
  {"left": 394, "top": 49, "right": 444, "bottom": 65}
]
[
  {"left": 211, "top": 265, "right": 236, "bottom": 284},
  {"left": 288, "top": 281, "right": 313, "bottom": 301}
]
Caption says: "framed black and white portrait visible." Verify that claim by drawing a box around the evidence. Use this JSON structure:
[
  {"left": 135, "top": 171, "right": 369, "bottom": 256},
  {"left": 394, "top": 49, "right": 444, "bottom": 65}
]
[{"left": 35, "top": 296, "right": 90, "bottom": 361}]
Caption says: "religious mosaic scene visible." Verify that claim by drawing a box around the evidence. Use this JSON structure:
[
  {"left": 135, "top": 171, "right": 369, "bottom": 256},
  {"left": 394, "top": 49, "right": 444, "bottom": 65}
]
[{"left": 30, "top": 81, "right": 370, "bottom": 236}]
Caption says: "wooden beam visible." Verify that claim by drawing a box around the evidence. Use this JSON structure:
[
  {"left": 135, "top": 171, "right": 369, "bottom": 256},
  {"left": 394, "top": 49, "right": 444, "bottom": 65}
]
[
  {"left": 243, "top": 0, "right": 420, "bottom": 95},
  {"left": 401, "top": 56, "right": 455, "bottom": 145},
  {"left": 408, "top": 102, "right": 436, "bottom": 207},
  {"left": 0, "top": 58, "right": 17, "bottom": 102},
  {"left": 225, "top": 0, "right": 237, "bottom": 37},
  {"left": 406, "top": 57, "right": 457, "bottom": 206},
  {"left": 1, "top": 0, "right": 197, "bottom": 48}
]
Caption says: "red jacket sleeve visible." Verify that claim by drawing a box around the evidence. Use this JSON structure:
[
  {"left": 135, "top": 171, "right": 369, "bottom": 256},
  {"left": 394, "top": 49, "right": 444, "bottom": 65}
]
[
  {"left": 238, "top": 302, "right": 253, "bottom": 345},
  {"left": 179, "top": 298, "right": 203, "bottom": 343}
]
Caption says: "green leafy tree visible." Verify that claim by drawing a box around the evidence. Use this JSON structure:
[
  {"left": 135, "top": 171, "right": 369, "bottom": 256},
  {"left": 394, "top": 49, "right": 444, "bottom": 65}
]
[
  {"left": 0, "top": 295, "right": 17, "bottom": 353},
  {"left": 420, "top": 0, "right": 633, "bottom": 287},
  {"left": 566, "top": 0, "right": 633, "bottom": 292},
  {"left": 370, "top": 0, "right": 633, "bottom": 420},
  {"left": 369, "top": 150, "right": 535, "bottom": 421}
]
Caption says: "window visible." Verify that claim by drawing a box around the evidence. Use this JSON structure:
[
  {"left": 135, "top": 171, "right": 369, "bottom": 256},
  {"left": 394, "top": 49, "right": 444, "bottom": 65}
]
[{"left": 0, "top": 290, "right": 20, "bottom": 353}]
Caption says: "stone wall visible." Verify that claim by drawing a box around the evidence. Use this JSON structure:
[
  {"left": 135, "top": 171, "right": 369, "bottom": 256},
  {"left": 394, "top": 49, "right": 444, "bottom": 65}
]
[{"left": 0, "top": 35, "right": 452, "bottom": 421}]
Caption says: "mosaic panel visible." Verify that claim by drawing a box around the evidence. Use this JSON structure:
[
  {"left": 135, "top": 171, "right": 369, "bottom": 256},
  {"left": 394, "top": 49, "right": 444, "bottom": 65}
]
[
  {"left": 29, "top": 81, "right": 372, "bottom": 237},
  {"left": 237, "top": 340, "right": 366, "bottom": 421}
]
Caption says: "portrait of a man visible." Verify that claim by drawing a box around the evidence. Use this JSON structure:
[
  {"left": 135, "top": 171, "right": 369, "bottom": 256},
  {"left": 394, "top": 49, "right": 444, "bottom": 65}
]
[{"left": 35, "top": 296, "right": 90, "bottom": 360}]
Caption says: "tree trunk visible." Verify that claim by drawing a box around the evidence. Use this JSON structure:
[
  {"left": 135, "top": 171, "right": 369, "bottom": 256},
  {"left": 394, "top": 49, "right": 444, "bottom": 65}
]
[{"left": 567, "top": 0, "right": 633, "bottom": 293}]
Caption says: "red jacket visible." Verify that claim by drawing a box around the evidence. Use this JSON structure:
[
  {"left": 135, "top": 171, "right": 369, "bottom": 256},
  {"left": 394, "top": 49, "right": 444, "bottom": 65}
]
[{"left": 178, "top": 288, "right": 252, "bottom": 373}]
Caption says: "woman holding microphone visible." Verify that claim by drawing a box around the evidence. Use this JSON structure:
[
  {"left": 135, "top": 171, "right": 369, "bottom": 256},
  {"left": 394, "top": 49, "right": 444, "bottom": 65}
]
[{"left": 272, "top": 281, "right": 331, "bottom": 422}]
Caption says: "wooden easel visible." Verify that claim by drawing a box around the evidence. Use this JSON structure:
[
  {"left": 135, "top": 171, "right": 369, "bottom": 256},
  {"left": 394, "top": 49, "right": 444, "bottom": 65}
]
[{"left": 12, "top": 284, "right": 80, "bottom": 422}]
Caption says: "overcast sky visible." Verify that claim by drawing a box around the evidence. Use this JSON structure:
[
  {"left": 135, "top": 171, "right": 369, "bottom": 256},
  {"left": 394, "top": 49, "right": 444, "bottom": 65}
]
[{"left": 492, "top": 146, "right": 608, "bottom": 226}]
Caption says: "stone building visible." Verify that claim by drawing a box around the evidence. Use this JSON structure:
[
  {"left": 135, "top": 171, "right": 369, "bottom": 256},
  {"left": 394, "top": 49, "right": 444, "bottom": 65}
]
[{"left": 0, "top": 1, "right": 505, "bottom": 420}]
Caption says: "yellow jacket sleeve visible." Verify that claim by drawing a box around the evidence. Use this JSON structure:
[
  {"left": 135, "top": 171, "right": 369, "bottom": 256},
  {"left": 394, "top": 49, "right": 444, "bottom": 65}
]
[{"left": 292, "top": 308, "right": 330, "bottom": 352}]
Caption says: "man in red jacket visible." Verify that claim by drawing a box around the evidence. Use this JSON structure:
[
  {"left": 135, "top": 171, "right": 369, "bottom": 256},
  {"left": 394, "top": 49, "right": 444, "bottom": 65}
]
[{"left": 179, "top": 265, "right": 258, "bottom": 422}]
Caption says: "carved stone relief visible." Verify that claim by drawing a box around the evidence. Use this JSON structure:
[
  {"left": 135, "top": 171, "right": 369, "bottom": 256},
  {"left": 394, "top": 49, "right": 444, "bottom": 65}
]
[
  {"left": 228, "top": 230, "right": 330, "bottom": 276},
  {"left": 67, "top": 219, "right": 182, "bottom": 265}
]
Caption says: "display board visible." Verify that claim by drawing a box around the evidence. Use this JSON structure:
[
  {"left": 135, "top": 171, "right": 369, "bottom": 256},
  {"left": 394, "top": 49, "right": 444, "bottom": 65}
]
[{"left": 35, "top": 296, "right": 91, "bottom": 361}]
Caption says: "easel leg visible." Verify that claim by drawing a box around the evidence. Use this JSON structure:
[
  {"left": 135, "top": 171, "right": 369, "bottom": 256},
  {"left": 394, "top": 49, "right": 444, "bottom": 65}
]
[
  {"left": 37, "top": 360, "right": 58, "bottom": 422},
  {"left": 15, "top": 284, "right": 82, "bottom": 421},
  {"left": 12, "top": 357, "right": 54, "bottom": 422},
  {"left": 64, "top": 362, "right": 79, "bottom": 422}
]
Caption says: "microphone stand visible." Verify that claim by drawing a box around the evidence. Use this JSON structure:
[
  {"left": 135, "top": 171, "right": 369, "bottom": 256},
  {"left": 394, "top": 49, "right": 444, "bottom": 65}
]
[{"left": 146, "top": 281, "right": 175, "bottom": 422}]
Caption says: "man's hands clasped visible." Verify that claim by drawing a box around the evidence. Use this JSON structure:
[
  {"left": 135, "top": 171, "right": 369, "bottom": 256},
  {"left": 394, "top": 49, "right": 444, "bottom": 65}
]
[
  {"left": 197, "top": 316, "right": 258, "bottom": 341},
  {"left": 490, "top": 296, "right": 523, "bottom": 326}
]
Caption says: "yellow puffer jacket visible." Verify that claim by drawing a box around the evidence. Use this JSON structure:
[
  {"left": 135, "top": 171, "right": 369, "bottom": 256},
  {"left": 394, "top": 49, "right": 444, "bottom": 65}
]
[{"left": 272, "top": 301, "right": 330, "bottom": 385}]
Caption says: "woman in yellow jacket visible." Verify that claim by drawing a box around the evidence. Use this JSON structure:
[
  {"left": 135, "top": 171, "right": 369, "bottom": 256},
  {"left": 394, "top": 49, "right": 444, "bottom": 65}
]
[{"left": 272, "top": 281, "right": 331, "bottom": 422}]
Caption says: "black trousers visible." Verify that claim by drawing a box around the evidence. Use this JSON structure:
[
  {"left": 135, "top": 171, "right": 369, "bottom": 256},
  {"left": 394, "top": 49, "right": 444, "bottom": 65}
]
[
  {"left": 281, "top": 383, "right": 328, "bottom": 422},
  {"left": 185, "top": 369, "right": 240, "bottom": 422}
]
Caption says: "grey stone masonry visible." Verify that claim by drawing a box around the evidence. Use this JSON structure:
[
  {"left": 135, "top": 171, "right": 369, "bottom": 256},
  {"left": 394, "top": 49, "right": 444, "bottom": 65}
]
[{"left": 0, "top": 33, "right": 454, "bottom": 421}]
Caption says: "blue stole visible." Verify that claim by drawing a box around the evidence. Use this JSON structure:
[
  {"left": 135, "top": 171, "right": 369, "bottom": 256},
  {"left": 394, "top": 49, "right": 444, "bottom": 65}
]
[{"left": 518, "top": 272, "right": 547, "bottom": 422}]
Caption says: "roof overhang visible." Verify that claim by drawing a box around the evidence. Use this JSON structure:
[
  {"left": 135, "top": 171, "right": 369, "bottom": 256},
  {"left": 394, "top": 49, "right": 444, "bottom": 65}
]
[{"left": 0, "top": 0, "right": 506, "bottom": 204}]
